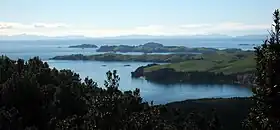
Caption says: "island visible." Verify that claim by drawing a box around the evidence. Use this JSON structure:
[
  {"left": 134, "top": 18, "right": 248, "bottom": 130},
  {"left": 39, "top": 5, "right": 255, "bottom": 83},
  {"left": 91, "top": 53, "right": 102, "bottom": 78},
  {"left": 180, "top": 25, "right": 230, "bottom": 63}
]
[
  {"left": 131, "top": 50, "right": 256, "bottom": 85},
  {"left": 51, "top": 47, "right": 256, "bottom": 85},
  {"left": 68, "top": 44, "right": 98, "bottom": 48},
  {"left": 238, "top": 44, "right": 250, "bottom": 46},
  {"left": 50, "top": 53, "right": 200, "bottom": 63},
  {"left": 96, "top": 42, "right": 219, "bottom": 53},
  {"left": 51, "top": 48, "right": 255, "bottom": 85}
]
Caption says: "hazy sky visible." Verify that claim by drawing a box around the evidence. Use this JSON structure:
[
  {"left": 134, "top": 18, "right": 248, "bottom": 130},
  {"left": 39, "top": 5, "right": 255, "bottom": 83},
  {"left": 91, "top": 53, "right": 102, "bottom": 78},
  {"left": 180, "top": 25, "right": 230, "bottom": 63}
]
[{"left": 0, "top": 0, "right": 279, "bottom": 37}]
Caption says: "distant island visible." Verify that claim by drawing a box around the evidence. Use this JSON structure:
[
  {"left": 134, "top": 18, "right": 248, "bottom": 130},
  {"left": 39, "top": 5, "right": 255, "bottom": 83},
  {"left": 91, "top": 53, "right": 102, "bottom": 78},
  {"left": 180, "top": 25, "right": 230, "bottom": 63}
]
[
  {"left": 50, "top": 47, "right": 247, "bottom": 63},
  {"left": 131, "top": 50, "right": 256, "bottom": 85},
  {"left": 50, "top": 53, "right": 200, "bottom": 63},
  {"left": 68, "top": 44, "right": 98, "bottom": 48},
  {"left": 238, "top": 44, "right": 256, "bottom": 46},
  {"left": 96, "top": 42, "right": 219, "bottom": 53}
]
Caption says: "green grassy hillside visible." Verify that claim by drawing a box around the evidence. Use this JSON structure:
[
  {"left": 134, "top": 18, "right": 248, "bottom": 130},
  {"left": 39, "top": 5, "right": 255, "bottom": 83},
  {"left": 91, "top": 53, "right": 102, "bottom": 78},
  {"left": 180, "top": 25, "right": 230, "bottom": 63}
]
[{"left": 145, "top": 50, "right": 255, "bottom": 74}]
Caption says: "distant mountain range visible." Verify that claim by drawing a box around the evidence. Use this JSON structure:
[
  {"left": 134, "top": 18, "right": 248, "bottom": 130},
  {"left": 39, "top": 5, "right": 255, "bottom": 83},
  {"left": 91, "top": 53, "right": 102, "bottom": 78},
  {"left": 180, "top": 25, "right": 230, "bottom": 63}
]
[
  {"left": 102, "top": 34, "right": 233, "bottom": 39},
  {"left": 0, "top": 34, "right": 268, "bottom": 41},
  {"left": 0, "top": 34, "right": 91, "bottom": 41}
]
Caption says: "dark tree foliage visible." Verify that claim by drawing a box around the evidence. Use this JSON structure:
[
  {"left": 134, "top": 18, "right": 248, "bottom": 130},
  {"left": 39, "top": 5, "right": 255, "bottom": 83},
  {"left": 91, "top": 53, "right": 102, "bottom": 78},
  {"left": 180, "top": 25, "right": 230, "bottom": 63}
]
[
  {"left": 245, "top": 9, "right": 280, "bottom": 130},
  {"left": 142, "top": 68, "right": 254, "bottom": 85},
  {"left": 0, "top": 56, "right": 218, "bottom": 130}
]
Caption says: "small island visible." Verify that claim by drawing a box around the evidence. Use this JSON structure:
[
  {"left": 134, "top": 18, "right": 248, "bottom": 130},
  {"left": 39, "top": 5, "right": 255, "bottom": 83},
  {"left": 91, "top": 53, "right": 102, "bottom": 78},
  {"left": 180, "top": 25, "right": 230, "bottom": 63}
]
[
  {"left": 238, "top": 44, "right": 256, "bottom": 46},
  {"left": 96, "top": 42, "right": 219, "bottom": 53},
  {"left": 238, "top": 44, "right": 250, "bottom": 46},
  {"left": 68, "top": 44, "right": 98, "bottom": 48}
]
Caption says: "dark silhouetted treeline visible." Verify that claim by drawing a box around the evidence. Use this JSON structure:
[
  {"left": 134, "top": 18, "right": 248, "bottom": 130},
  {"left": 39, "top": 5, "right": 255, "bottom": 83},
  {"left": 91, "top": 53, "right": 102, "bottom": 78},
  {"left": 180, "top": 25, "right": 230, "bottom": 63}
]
[
  {"left": 132, "top": 66, "right": 255, "bottom": 85},
  {"left": 0, "top": 56, "right": 222, "bottom": 130},
  {"left": 244, "top": 9, "right": 280, "bottom": 130}
]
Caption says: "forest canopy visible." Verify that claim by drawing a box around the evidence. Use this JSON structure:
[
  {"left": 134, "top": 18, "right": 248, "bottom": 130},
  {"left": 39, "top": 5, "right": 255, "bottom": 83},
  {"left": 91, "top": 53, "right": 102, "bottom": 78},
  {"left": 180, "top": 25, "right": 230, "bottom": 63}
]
[{"left": 0, "top": 56, "right": 220, "bottom": 130}]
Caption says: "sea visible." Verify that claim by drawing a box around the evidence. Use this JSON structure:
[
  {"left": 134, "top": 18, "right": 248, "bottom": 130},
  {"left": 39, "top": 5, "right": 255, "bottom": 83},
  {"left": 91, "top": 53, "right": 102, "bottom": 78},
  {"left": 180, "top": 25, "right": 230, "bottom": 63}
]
[{"left": 0, "top": 38, "right": 260, "bottom": 104}]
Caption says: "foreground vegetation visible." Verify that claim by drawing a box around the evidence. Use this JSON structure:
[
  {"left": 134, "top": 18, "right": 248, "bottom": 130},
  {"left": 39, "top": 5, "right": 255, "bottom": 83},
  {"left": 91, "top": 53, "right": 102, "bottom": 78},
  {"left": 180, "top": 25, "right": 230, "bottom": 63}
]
[
  {"left": 244, "top": 10, "right": 280, "bottom": 129},
  {"left": 166, "top": 97, "right": 252, "bottom": 130},
  {"left": 0, "top": 56, "right": 228, "bottom": 130}
]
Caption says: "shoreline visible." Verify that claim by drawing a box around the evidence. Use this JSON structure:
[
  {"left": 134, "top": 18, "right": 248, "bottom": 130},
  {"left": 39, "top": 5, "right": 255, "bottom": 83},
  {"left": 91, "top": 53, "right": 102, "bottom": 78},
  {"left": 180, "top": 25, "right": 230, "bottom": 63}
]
[{"left": 50, "top": 53, "right": 200, "bottom": 63}]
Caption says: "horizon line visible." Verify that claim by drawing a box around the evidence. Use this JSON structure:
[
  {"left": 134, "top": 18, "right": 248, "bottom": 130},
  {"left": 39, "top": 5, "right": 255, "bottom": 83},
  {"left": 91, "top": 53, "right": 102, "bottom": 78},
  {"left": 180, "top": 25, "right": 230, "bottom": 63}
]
[{"left": 0, "top": 33, "right": 268, "bottom": 39}]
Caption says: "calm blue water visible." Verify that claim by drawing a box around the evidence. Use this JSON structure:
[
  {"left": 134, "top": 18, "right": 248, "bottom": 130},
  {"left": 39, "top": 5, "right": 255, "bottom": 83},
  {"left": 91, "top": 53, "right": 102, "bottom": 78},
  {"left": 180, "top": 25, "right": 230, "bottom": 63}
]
[{"left": 0, "top": 39, "right": 255, "bottom": 104}]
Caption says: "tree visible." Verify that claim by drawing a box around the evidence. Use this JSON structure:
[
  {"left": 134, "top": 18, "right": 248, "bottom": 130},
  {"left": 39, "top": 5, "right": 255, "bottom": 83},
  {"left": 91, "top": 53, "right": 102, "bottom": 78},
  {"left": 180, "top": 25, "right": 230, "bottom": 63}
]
[
  {"left": 0, "top": 55, "right": 218, "bottom": 129},
  {"left": 245, "top": 9, "right": 280, "bottom": 130}
]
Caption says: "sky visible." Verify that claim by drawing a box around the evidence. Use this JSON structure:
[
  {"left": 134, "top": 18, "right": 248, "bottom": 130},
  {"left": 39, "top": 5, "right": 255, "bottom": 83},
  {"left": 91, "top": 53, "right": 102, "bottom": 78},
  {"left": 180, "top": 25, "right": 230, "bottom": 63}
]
[{"left": 0, "top": 0, "right": 279, "bottom": 37}]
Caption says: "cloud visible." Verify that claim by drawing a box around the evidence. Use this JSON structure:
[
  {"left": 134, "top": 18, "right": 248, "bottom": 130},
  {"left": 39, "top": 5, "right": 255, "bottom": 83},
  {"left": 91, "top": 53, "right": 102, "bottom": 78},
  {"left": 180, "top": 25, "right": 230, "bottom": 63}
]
[
  {"left": 180, "top": 24, "right": 211, "bottom": 28},
  {"left": 0, "top": 22, "right": 31, "bottom": 29},
  {"left": 0, "top": 22, "right": 70, "bottom": 30},
  {"left": 134, "top": 25, "right": 163, "bottom": 31},
  {"left": 0, "top": 24, "right": 13, "bottom": 29},
  {"left": 0, "top": 22, "right": 270, "bottom": 37},
  {"left": 179, "top": 22, "right": 269, "bottom": 32},
  {"left": 210, "top": 22, "right": 268, "bottom": 31}
]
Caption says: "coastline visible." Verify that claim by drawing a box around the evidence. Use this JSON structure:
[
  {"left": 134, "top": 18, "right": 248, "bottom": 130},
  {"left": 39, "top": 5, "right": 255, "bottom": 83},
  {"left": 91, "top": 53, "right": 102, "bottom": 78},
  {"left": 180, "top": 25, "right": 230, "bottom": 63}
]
[{"left": 50, "top": 47, "right": 256, "bottom": 86}]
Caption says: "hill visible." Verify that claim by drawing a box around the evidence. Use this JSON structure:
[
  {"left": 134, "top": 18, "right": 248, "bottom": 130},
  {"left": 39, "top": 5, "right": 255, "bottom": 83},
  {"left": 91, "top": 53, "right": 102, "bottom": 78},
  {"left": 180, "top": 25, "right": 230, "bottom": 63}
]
[
  {"left": 131, "top": 50, "right": 256, "bottom": 85},
  {"left": 144, "top": 50, "right": 255, "bottom": 74}
]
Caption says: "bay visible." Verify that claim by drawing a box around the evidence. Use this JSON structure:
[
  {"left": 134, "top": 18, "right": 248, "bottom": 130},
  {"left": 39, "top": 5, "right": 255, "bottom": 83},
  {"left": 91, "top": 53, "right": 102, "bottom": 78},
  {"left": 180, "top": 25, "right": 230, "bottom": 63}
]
[{"left": 0, "top": 39, "right": 254, "bottom": 104}]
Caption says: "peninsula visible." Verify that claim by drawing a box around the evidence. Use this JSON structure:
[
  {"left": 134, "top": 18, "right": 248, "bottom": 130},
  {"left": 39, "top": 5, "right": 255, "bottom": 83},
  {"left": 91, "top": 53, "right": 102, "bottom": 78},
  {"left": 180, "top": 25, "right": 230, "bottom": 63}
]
[{"left": 131, "top": 50, "right": 256, "bottom": 85}]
